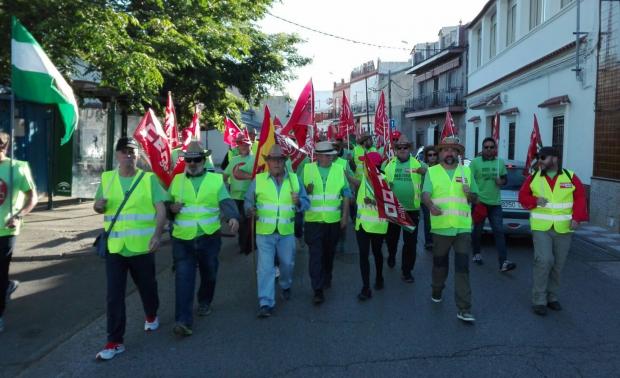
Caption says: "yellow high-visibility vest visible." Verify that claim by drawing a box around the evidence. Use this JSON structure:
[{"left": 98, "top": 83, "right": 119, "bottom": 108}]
[
  {"left": 255, "top": 172, "right": 300, "bottom": 235},
  {"left": 355, "top": 177, "right": 388, "bottom": 234},
  {"left": 529, "top": 169, "right": 575, "bottom": 233},
  {"left": 303, "top": 163, "right": 345, "bottom": 223},
  {"left": 427, "top": 165, "right": 472, "bottom": 230}
]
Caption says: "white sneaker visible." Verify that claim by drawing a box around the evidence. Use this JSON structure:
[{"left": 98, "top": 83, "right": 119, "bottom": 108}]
[
  {"left": 457, "top": 311, "right": 476, "bottom": 323},
  {"left": 96, "top": 342, "right": 125, "bottom": 361},
  {"left": 5, "top": 280, "right": 19, "bottom": 302},
  {"left": 144, "top": 316, "right": 159, "bottom": 331}
]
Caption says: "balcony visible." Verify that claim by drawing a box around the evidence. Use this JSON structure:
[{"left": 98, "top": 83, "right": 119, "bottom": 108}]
[
  {"left": 350, "top": 102, "right": 376, "bottom": 115},
  {"left": 404, "top": 88, "right": 465, "bottom": 118}
]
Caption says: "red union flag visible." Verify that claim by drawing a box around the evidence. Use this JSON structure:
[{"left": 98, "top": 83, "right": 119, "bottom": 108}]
[
  {"left": 524, "top": 114, "right": 543, "bottom": 175},
  {"left": 374, "top": 91, "right": 388, "bottom": 139},
  {"left": 133, "top": 108, "right": 173, "bottom": 185},
  {"left": 282, "top": 79, "right": 314, "bottom": 147},
  {"left": 440, "top": 111, "right": 458, "bottom": 139},
  {"left": 223, "top": 117, "right": 242, "bottom": 146},
  {"left": 363, "top": 153, "right": 415, "bottom": 231},
  {"left": 182, "top": 111, "right": 200, "bottom": 149},
  {"left": 339, "top": 91, "right": 355, "bottom": 136},
  {"left": 164, "top": 92, "right": 180, "bottom": 148}
]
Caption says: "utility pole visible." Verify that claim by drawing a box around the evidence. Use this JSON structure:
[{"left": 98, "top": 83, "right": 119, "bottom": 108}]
[
  {"left": 388, "top": 70, "right": 393, "bottom": 121},
  {"left": 364, "top": 76, "right": 370, "bottom": 133}
]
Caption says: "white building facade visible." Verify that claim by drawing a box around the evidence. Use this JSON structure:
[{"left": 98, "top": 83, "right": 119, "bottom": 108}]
[{"left": 465, "top": 0, "right": 597, "bottom": 187}]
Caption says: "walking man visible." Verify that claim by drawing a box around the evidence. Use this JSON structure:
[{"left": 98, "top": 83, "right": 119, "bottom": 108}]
[
  {"left": 168, "top": 141, "right": 240, "bottom": 336},
  {"left": 470, "top": 137, "right": 516, "bottom": 272},
  {"left": 93, "top": 137, "right": 168, "bottom": 360},
  {"left": 422, "top": 137, "right": 478, "bottom": 323},
  {"left": 518, "top": 146, "right": 588, "bottom": 316},
  {"left": 302, "top": 141, "right": 351, "bottom": 304},
  {"left": 244, "top": 145, "right": 309, "bottom": 318},
  {"left": 383, "top": 135, "right": 426, "bottom": 283},
  {"left": 0, "top": 132, "right": 37, "bottom": 333},
  {"left": 223, "top": 134, "right": 254, "bottom": 255}
]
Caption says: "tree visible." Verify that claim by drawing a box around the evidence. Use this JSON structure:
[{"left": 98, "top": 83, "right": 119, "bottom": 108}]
[{"left": 0, "top": 0, "right": 310, "bottom": 128}]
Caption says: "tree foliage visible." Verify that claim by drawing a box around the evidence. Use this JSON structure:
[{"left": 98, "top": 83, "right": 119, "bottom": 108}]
[{"left": 0, "top": 0, "right": 310, "bottom": 128}]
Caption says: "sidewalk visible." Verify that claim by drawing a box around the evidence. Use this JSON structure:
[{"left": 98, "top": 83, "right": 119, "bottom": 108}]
[{"left": 574, "top": 224, "right": 620, "bottom": 256}]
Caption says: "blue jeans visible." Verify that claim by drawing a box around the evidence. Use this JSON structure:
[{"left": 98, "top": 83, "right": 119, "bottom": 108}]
[
  {"left": 256, "top": 233, "right": 296, "bottom": 308},
  {"left": 471, "top": 204, "right": 507, "bottom": 267},
  {"left": 172, "top": 234, "right": 221, "bottom": 327}
]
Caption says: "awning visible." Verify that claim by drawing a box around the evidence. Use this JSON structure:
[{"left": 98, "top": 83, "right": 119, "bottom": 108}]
[
  {"left": 538, "top": 95, "right": 570, "bottom": 108},
  {"left": 469, "top": 93, "right": 502, "bottom": 109},
  {"left": 499, "top": 107, "right": 519, "bottom": 115},
  {"left": 467, "top": 116, "right": 481, "bottom": 122}
]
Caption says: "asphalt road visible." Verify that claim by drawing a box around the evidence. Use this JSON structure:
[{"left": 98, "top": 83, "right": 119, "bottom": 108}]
[{"left": 3, "top": 221, "right": 620, "bottom": 378}]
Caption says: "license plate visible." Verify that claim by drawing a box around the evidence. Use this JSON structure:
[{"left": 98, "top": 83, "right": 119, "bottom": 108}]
[{"left": 501, "top": 200, "right": 522, "bottom": 209}]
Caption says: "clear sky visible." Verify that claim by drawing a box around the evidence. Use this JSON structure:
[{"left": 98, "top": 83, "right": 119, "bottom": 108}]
[{"left": 259, "top": 0, "right": 489, "bottom": 96}]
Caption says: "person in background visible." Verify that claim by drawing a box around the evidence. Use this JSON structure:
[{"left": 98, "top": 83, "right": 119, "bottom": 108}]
[{"left": 421, "top": 146, "right": 438, "bottom": 251}]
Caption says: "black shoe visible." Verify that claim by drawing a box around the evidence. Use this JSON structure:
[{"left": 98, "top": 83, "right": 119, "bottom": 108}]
[
  {"left": 401, "top": 273, "right": 415, "bottom": 283},
  {"left": 357, "top": 288, "right": 372, "bottom": 301},
  {"left": 500, "top": 260, "right": 517, "bottom": 272},
  {"left": 313, "top": 290, "right": 325, "bottom": 305},
  {"left": 532, "top": 305, "right": 547, "bottom": 316},
  {"left": 431, "top": 290, "right": 443, "bottom": 303},
  {"left": 374, "top": 278, "right": 384, "bottom": 290},
  {"left": 257, "top": 306, "right": 272, "bottom": 318},
  {"left": 424, "top": 243, "right": 433, "bottom": 251},
  {"left": 547, "top": 301, "right": 562, "bottom": 311},
  {"left": 281, "top": 288, "right": 291, "bottom": 301},
  {"left": 387, "top": 255, "right": 396, "bottom": 268}
]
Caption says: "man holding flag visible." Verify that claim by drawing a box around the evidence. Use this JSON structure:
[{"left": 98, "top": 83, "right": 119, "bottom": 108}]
[{"left": 422, "top": 137, "right": 478, "bottom": 323}]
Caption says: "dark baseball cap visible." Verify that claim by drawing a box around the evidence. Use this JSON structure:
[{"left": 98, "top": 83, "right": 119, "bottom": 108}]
[
  {"left": 537, "top": 146, "right": 559, "bottom": 159},
  {"left": 115, "top": 137, "right": 139, "bottom": 151}
]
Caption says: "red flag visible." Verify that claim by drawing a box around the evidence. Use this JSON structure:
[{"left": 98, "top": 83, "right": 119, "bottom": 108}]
[
  {"left": 374, "top": 91, "right": 388, "bottom": 139},
  {"left": 363, "top": 153, "right": 415, "bottom": 231},
  {"left": 492, "top": 112, "right": 500, "bottom": 143},
  {"left": 524, "top": 114, "right": 543, "bottom": 175},
  {"left": 164, "top": 92, "right": 180, "bottom": 148},
  {"left": 223, "top": 117, "right": 242, "bottom": 146},
  {"left": 339, "top": 91, "right": 355, "bottom": 136},
  {"left": 252, "top": 106, "right": 277, "bottom": 177},
  {"left": 440, "top": 111, "right": 458, "bottom": 140},
  {"left": 181, "top": 111, "right": 200, "bottom": 149},
  {"left": 282, "top": 79, "right": 314, "bottom": 147},
  {"left": 133, "top": 109, "right": 173, "bottom": 186}
]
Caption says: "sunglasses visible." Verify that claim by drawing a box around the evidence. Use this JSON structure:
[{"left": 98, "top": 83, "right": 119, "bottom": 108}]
[
  {"left": 538, "top": 155, "right": 550, "bottom": 161},
  {"left": 395, "top": 146, "right": 409, "bottom": 150},
  {"left": 483, "top": 145, "right": 496, "bottom": 150},
  {"left": 185, "top": 157, "right": 204, "bottom": 163},
  {"left": 426, "top": 153, "right": 437, "bottom": 157}
]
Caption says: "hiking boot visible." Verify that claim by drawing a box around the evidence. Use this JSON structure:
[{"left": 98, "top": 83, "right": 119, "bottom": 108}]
[
  {"left": 500, "top": 260, "right": 517, "bottom": 272},
  {"left": 472, "top": 254, "right": 483, "bottom": 265},
  {"left": 431, "top": 290, "right": 443, "bottom": 303},
  {"left": 401, "top": 273, "right": 415, "bottom": 283},
  {"left": 457, "top": 311, "right": 476, "bottom": 323},
  {"left": 547, "top": 301, "right": 562, "bottom": 311},
  {"left": 144, "top": 316, "right": 159, "bottom": 331},
  {"left": 173, "top": 323, "right": 193, "bottom": 337},
  {"left": 313, "top": 290, "right": 325, "bottom": 305},
  {"left": 5, "top": 280, "right": 19, "bottom": 301},
  {"left": 197, "top": 303, "right": 212, "bottom": 316},
  {"left": 96, "top": 342, "right": 125, "bottom": 361},
  {"left": 357, "top": 287, "right": 372, "bottom": 301},
  {"left": 257, "top": 306, "right": 272, "bottom": 318},
  {"left": 532, "top": 305, "right": 547, "bottom": 316},
  {"left": 387, "top": 255, "right": 396, "bottom": 268}
]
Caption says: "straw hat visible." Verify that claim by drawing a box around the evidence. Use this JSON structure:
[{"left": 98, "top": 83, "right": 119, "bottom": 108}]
[
  {"left": 181, "top": 141, "right": 212, "bottom": 158},
  {"left": 394, "top": 134, "right": 412, "bottom": 148},
  {"left": 262, "top": 144, "right": 287, "bottom": 160},
  {"left": 437, "top": 136, "right": 464, "bottom": 155},
  {"left": 315, "top": 141, "right": 337, "bottom": 155}
]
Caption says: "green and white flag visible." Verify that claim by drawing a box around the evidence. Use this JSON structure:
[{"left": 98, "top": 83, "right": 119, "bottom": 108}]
[{"left": 11, "top": 16, "right": 78, "bottom": 145}]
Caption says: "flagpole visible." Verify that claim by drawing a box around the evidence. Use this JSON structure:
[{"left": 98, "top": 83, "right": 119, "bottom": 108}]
[{"left": 9, "top": 92, "right": 15, "bottom": 218}]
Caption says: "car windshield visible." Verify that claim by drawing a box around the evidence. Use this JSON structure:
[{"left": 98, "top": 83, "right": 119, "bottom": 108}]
[{"left": 502, "top": 167, "right": 526, "bottom": 190}]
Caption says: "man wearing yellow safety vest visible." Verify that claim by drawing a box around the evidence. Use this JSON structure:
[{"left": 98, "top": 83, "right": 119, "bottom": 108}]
[
  {"left": 244, "top": 145, "right": 309, "bottom": 318},
  {"left": 355, "top": 151, "right": 388, "bottom": 301},
  {"left": 302, "top": 141, "right": 352, "bottom": 304},
  {"left": 422, "top": 137, "right": 478, "bottom": 323},
  {"left": 223, "top": 134, "right": 255, "bottom": 255},
  {"left": 167, "top": 141, "right": 240, "bottom": 336},
  {"left": 93, "top": 137, "right": 169, "bottom": 360},
  {"left": 353, "top": 132, "right": 376, "bottom": 182},
  {"left": 518, "top": 146, "right": 588, "bottom": 316},
  {"left": 383, "top": 135, "right": 426, "bottom": 283}
]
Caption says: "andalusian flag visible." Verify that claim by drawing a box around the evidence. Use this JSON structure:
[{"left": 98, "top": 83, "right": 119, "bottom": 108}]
[
  {"left": 11, "top": 17, "right": 78, "bottom": 145},
  {"left": 251, "top": 105, "right": 276, "bottom": 178}
]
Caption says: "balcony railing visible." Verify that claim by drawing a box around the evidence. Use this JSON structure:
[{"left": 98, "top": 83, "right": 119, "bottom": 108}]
[
  {"left": 350, "top": 102, "right": 376, "bottom": 114},
  {"left": 404, "top": 88, "right": 464, "bottom": 113}
]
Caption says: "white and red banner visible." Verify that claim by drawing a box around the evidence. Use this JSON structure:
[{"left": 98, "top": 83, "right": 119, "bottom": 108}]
[
  {"left": 524, "top": 114, "right": 543, "bottom": 175},
  {"left": 223, "top": 117, "right": 242, "bottom": 146},
  {"left": 181, "top": 110, "right": 200, "bottom": 149},
  {"left": 133, "top": 108, "right": 173, "bottom": 186},
  {"left": 163, "top": 92, "right": 180, "bottom": 148},
  {"left": 492, "top": 112, "right": 500, "bottom": 143},
  {"left": 363, "top": 153, "right": 416, "bottom": 231}
]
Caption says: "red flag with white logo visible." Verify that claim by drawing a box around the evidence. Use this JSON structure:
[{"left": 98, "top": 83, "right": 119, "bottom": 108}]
[
  {"left": 363, "top": 153, "right": 415, "bottom": 231},
  {"left": 524, "top": 114, "right": 543, "bottom": 175},
  {"left": 133, "top": 108, "right": 173, "bottom": 186},
  {"left": 164, "top": 92, "right": 180, "bottom": 148},
  {"left": 339, "top": 91, "right": 355, "bottom": 136},
  {"left": 282, "top": 79, "right": 314, "bottom": 148},
  {"left": 181, "top": 110, "right": 200, "bottom": 149},
  {"left": 223, "top": 117, "right": 242, "bottom": 146},
  {"left": 440, "top": 111, "right": 458, "bottom": 140}
]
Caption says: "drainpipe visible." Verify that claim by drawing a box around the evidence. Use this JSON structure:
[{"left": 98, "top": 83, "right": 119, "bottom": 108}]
[{"left": 573, "top": 0, "right": 588, "bottom": 81}]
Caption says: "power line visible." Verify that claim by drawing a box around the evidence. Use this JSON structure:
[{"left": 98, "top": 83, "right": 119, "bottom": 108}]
[{"left": 266, "top": 12, "right": 410, "bottom": 51}]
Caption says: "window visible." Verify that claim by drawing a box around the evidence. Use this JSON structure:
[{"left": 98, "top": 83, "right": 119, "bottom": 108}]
[
  {"left": 552, "top": 116, "right": 564, "bottom": 162},
  {"left": 416, "top": 131, "right": 424, "bottom": 149},
  {"left": 506, "top": 0, "right": 517, "bottom": 45},
  {"left": 433, "top": 124, "right": 440, "bottom": 145},
  {"left": 561, "top": 0, "right": 574, "bottom": 8},
  {"left": 489, "top": 13, "right": 497, "bottom": 58},
  {"left": 508, "top": 122, "right": 516, "bottom": 160},
  {"left": 476, "top": 28, "right": 482, "bottom": 67},
  {"left": 530, "top": 0, "right": 544, "bottom": 30},
  {"left": 475, "top": 127, "right": 480, "bottom": 156}
]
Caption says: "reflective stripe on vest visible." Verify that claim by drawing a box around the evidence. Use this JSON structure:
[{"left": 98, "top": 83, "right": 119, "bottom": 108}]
[
  {"left": 384, "top": 157, "right": 423, "bottom": 209},
  {"left": 529, "top": 170, "right": 575, "bottom": 233},
  {"left": 427, "top": 165, "right": 472, "bottom": 230},
  {"left": 353, "top": 145, "right": 377, "bottom": 180},
  {"left": 102, "top": 170, "right": 157, "bottom": 254},
  {"left": 255, "top": 172, "right": 300, "bottom": 235},
  {"left": 355, "top": 178, "right": 388, "bottom": 234},
  {"left": 169, "top": 173, "right": 223, "bottom": 239},
  {"left": 303, "top": 163, "right": 345, "bottom": 223}
]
